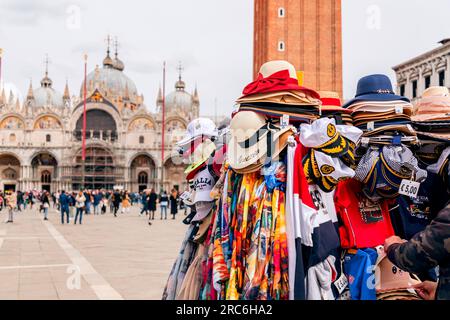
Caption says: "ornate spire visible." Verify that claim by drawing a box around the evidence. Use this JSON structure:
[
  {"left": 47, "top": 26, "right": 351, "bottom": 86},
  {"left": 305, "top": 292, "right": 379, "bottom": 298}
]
[
  {"left": 0, "top": 87, "right": 5, "bottom": 104},
  {"left": 15, "top": 97, "right": 20, "bottom": 111},
  {"left": 175, "top": 61, "right": 185, "bottom": 91},
  {"left": 8, "top": 89, "right": 14, "bottom": 105},
  {"left": 40, "top": 54, "right": 53, "bottom": 88},
  {"left": 103, "top": 34, "right": 114, "bottom": 68},
  {"left": 157, "top": 85, "right": 163, "bottom": 105},
  {"left": 193, "top": 85, "right": 199, "bottom": 104},
  {"left": 27, "top": 79, "right": 34, "bottom": 99},
  {"left": 63, "top": 79, "right": 70, "bottom": 99}
]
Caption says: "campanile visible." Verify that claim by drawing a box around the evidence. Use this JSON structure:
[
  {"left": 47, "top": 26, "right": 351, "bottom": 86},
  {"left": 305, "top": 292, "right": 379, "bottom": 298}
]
[{"left": 253, "top": 0, "right": 343, "bottom": 97}]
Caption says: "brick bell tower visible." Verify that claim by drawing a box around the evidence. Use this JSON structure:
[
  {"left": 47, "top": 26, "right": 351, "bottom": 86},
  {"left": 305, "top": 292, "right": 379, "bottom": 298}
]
[{"left": 253, "top": 0, "right": 343, "bottom": 98}]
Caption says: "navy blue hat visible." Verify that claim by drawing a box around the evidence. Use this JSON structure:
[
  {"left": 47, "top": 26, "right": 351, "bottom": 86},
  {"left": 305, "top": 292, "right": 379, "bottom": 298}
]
[{"left": 343, "top": 74, "right": 410, "bottom": 108}]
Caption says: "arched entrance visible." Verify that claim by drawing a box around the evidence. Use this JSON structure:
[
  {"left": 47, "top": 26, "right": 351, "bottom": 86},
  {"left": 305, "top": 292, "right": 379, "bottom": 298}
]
[
  {"left": 163, "top": 156, "right": 186, "bottom": 193},
  {"left": 31, "top": 153, "right": 58, "bottom": 192},
  {"left": 0, "top": 154, "right": 21, "bottom": 192},
  {"left": 73, "top": 146, "right": 116, "bottom": 190},
  {"left": 75, "top": 109, "right": 118, "bottom": 142},
  {"left": 130, "top": 154, "right": 156, "bottom": 192}
]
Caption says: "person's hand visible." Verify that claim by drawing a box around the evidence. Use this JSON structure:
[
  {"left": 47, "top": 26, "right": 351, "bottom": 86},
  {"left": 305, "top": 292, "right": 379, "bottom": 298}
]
[
  {"left": 413, "top": 281, "right": 437, "bottom": 300},
  {"left": 384, "top": 236, "right": 406, "bottom": 253}
]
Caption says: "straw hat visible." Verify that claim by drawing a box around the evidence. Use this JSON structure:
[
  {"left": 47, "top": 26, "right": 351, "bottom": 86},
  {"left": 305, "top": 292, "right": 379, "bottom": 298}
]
[{"left": 227, "top": 111, "right": 294, "bottom": 170}]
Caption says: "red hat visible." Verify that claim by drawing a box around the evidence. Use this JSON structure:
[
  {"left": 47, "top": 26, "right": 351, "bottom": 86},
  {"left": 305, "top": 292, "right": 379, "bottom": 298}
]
[{"left": 241, "top": 60, "right": 320, "bottom": 99}]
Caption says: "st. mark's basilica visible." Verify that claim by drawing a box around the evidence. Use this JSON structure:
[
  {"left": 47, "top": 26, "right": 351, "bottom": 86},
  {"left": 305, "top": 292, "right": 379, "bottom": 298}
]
[{"left": 0, "top": 42, "right": 200, "bottom": 193}]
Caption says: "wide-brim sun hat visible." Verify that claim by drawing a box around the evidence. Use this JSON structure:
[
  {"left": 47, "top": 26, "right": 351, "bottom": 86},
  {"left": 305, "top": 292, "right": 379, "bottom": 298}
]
[
  {"left": 227, "top": 111, "right": 294, "bottom": 170},
  {"left": 236, "top": 90, "right": 320, "bottom": 106},
  {"left": 240, "top": 60, "right": 320, "bottom": 99},
  {"left": 412, "top": 86, "right": 450, "bottom": 122},
  {"left": 343, "top": 74, "right": 410, "bottom": 108},
  {"left": 232, "top": 128, "right": 294, "bottom": 174}
]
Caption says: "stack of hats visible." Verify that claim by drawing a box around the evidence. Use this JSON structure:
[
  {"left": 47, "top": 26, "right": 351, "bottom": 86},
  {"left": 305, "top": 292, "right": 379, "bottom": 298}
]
[
  {"left": 412, "top": 86, "right": 450, "bottom": 143},
  {"left": 354, "top": 145, "right": 428, "bottom": 200},
  {"left": 374, "top": 248, "right": 422, "bottom": 301},
  {"left": 318, "top": 91, "right": 353, "bottom": 126},
  {"left": 235, "top": 61, "right": 321, "bottom": 123},
  {"left": 343, "top": 74, "right": 418, "bottom": 146},
  {"left": 300, "top": 118, "right": 363, "bottom": 192},
  {"left": 227, "top": 110, "right": 295, "bottom": 174},
  {"left": 177, "top": 118, "right": 224, "bottom": 224}
]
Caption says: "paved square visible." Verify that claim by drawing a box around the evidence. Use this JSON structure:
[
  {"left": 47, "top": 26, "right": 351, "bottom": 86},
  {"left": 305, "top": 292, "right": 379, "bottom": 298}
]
[{"left": 0, "top": 206, "right": 187, "bottom": 300}]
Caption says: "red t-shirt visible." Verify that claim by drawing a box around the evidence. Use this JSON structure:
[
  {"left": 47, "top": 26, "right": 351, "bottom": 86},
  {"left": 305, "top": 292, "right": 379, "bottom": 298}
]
[{"left": 334, "top": 179, "right": 394, "bottom": 249}]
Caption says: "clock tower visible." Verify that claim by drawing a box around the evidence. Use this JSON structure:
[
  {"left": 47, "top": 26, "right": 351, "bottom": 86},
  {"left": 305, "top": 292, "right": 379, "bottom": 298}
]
[{"left": 253, "top": 0, "right": 343, "bottom": 97}]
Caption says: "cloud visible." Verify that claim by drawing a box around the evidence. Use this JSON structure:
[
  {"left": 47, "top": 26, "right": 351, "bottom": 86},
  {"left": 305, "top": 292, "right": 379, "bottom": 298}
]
[{"left": 0, "top": 0, "right": 85, "bottom": 26}]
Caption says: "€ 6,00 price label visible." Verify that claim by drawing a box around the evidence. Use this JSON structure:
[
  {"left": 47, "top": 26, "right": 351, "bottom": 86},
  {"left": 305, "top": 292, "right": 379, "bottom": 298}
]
[{"left": 398, "top": 179, "right": 420, "bottom": 199}]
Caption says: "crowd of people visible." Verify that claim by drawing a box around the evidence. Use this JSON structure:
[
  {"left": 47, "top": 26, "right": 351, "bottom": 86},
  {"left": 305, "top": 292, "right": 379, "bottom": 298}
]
[{"left": 0, "top": 188, "right": 188, "bottom": 225}]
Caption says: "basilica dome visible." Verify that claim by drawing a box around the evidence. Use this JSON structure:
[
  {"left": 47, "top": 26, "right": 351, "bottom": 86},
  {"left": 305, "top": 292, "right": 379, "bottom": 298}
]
[
  {"left": 82, "top": 66, "right": 138, "bottom": 98},
  {"left": 163, "top": 77, "right": 198, "bottom": 112},
  {"left": 80, "top": 48, "right": 138, "bottom": 101},
  {"left": 32, "top": 73, "right": 64, "bottom": 108}
]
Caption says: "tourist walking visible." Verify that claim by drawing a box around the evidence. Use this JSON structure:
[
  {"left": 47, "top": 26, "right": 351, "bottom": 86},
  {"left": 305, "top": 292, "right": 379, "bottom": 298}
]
[
  {"left": 169, "top": 189, "right": 178, "bottom": 220},
  {"left": 17, "top": 191, "right": 23, "bottom": 212},
  {"left": 0, "top": 193, "right": 4, "bottom": 212},
  {"left": 121, "top": 191, "right": 131, "bottom": 214},
  {"left": 159, "top": 190, "right": 169, "bottom": 220},
  {"left": 148, "top": 189, "right": 157, "bottom": 221},
  {"left": 93, "top": 190, "right": 102, "bottom": 215},
  {"left": 41, "top": 191, "right": 50, "bottom": 221},
  {"left": 75, "top": 191, "right": 86, "bottom": 225},
  {"left": 112, "top": 190, "right": 121, "bottom": 217},
  {"left": 59, "top": 191, "right": 70, "bottom": 224},
  {"left": 5, "top": 191, "right": 16, "bottom": 223},
  {"left": 140, "top": 190, "right": 149, "bottom": 216}
]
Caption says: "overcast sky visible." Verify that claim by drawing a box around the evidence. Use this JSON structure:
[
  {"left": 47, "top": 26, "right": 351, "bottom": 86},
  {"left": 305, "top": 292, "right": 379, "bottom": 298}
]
[{"left": 0, "top": 0, "right": 449, "bottom": 116}]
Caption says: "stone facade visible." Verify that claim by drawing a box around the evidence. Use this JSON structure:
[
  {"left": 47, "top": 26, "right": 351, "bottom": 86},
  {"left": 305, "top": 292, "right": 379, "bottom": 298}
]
[
  {"left": 253, "top": 0, "right": 343, "bottom": 97},
  {"left": 393, "top": 39, "right": 450, "bottom": 102},
  {"left": 0, "top": 45, "right": 199, "bottom": 193}
]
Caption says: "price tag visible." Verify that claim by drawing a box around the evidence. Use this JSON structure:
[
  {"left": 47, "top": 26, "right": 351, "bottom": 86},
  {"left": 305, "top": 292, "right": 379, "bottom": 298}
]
[
  {"left": 334, "top": 273, "right": 349, "bottom": 294},
  {"left": 367, "top": 121, "right": 375, "bottom": 131},
  {"left": 398, "top": 179, "right": 421, "bottom": 199},
  {"left": 394, "top": 105, "right": 403, "bottom": 114},
  {"left": 280, "top": 115, "right": 290, "bottom": 128}
]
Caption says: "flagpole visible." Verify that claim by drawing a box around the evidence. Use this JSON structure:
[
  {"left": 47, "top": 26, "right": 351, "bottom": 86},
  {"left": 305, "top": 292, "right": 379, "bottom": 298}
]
[
  {"left": 0, "top": 48, "right": 3, "bottom": 91},
  {"left": 82, "top": 54, "right": 88, "bottom": 190},
  {"left": 161, "top": 61, "right": 166, "bottom": 192}
]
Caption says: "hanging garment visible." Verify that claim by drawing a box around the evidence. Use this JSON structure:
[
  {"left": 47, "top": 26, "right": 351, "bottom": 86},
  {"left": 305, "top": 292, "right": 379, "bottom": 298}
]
[
  {"left": 242, "top": 180, "right": 268, "bottom": 299},
  {"left": 227, "top": 173, "right": 259, "bottom": 300},
  {"left": 394, "top": 170, "right": 449, "bottom": 239},
  {"left": 306, "top": 255, "right": 337, "bottom": 300},
  {"left": 334, "top": 179, "right": 395, "bottom": 249},
  {"left": 200, "top": 203, "right": 219, "bottom": 300},
  {"left": 285, "top": 142, "right": 301, "bottom": 300},
  {"left": 162, "top": 224, "right": 198, "bottom": 300},
  {"left": 303, "top": 185, "right": 340, "bottom": 268},
  {"left": 176, "top": 244, "right": 207, "bottom": 300},
  {"left": 268, "top": 186, "right": 289, "bottom": 300},
  {"left": 343, "top": 248, "right": 378, "bottom": 300}
]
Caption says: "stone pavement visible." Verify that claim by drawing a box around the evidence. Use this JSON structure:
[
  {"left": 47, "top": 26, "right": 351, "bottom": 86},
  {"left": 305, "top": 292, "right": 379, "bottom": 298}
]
[{"left": 0, "top": 205, "right": 187, "bottom": 300}]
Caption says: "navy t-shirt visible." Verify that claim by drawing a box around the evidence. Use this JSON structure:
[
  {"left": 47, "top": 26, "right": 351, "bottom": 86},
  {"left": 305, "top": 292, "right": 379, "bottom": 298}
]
[{"left": 395, "top": 171, "right": 449, "bottom": 240}]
